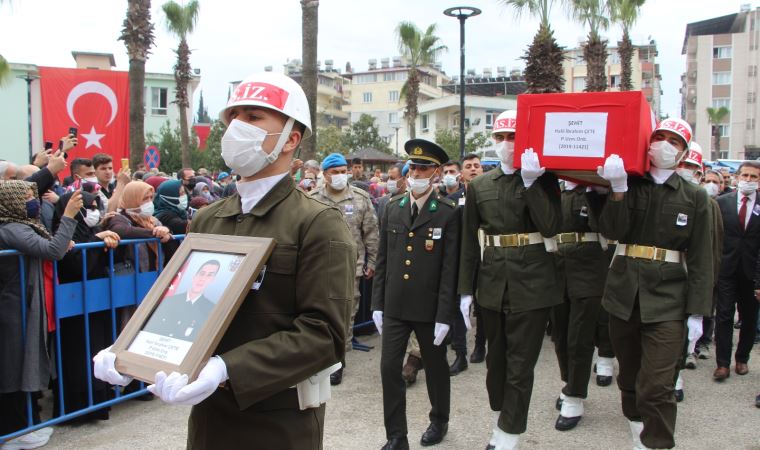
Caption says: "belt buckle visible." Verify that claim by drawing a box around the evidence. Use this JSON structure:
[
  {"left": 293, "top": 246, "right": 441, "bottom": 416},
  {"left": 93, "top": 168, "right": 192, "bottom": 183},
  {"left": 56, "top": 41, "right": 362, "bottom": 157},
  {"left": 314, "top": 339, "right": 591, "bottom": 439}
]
[
  {"left": 654, "top": 248, "right": 666, "bottom": 262},
  {"left": 503, "top": 235, "right": 518, "bottom": 247},
  {"left": 517, "top": 234, "right": 530, "bottom": 246}
]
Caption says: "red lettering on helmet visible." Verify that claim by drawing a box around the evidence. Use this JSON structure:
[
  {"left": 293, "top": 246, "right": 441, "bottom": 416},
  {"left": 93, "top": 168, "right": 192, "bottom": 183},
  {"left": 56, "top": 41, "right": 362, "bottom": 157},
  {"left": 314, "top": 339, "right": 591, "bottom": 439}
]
[
  {"left": 495, "top": 118, "right": 517, "bottom": 129},
  {"left": 231, "top": 82, "right": 289, "bottom": 109}
]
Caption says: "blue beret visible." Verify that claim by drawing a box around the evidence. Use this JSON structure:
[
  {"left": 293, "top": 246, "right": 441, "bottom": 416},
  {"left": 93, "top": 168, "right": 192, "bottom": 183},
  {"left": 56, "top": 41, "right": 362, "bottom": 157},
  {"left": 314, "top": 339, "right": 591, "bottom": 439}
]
[
  {"left": 322, "top": 153, "right": 348, "bottom": 171},
  {"left": 217, "top": 171, "right": 230, "bottom": 181},
  {"left": 402, "top": 161, "right": 410, "bottom": 177}
]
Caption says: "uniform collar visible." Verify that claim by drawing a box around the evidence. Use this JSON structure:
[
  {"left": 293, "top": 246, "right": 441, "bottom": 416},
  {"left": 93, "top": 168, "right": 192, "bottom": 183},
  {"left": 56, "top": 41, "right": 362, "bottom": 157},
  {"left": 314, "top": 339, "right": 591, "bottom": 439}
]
[{"left": 215, "top": 175, "right": 295, "bottom": 218}]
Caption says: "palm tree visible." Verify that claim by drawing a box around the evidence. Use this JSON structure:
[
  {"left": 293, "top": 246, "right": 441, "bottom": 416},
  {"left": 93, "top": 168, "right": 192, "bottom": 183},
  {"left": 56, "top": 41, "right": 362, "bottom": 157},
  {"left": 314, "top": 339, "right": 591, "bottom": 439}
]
[
  {"left": 119, "top": 0, "right": 155, "bottom": 168},
  {"left": 571, "top": 0, "right": 610, "bottom": 92},
  {"left": 162, "top": 0, "right": 199, "bottom": 168},
  {"left": 706, "top": 106, "right": 730, "bottom": 161},
  {"left": 396, "top": 21, "right": 447, "bottom": 139},
  {"left": 300, "top": 0, "right": 319, "bottom": 161},
  {"left": 502, "top": 0, "right": 566, "bottom": 93},
  {"left": 609, "top": 0, "right": 645, "bottom": 91}
]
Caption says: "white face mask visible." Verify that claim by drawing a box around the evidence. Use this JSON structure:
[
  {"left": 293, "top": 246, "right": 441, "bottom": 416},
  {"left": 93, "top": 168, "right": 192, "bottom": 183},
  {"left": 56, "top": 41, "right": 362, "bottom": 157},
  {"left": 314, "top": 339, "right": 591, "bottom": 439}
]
[
  {"left": 137, "top": 201, "right": 154, "bottom": 217},
  {"left": 221, "top": 118, "right": 292, "bottom": 178},
  {"left": 738, "top": 180, "right": 759, "bottom": 195},
  {"left": 83, "top": 176, "right": 98, "bottom": 184},
  {"left": 676, "top": 168, "right": 697, "bottom": 184},
  {"left": 329, "top": 173, "right": 348, "bottom": 190},
  {"left": 648, "top": 140, "right": 682, "bottom": 169},
  {"left": 703, "top": 182, "right": 720, "bottom": 197},
  {"left": 178, "top": 195, "right": 188, "bottom": 210},
  {"left": 408, "top": 175, "right": 432, "bottom": 194},
  {"left": 387, "top": 179, "right": 399, "bottom": 195},
  {"left": 442, "top": 174, "right": 459, "bottom": 188},
  {"left": 495, "top": 141, "right": 515, "bottom": 166},
  {"left": 83, "top": 209, "right": 101, "bottom": 228}
]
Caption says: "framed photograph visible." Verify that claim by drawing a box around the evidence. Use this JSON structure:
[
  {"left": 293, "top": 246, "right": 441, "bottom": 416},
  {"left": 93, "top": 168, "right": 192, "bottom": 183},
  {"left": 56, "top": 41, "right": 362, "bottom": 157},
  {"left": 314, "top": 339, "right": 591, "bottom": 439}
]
[{"left": 111, "top": 233, "right": 275, "bottom": 384}]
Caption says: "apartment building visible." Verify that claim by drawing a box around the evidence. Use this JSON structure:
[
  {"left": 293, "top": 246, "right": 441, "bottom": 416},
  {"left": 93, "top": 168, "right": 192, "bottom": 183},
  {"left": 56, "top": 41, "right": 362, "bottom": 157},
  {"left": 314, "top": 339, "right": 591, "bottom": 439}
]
[
  {"left": 563, "top": 43, "right": 662, "bottom": 118},
  {"left": 283, "top": 59, "right": 351, "bottom": 128},
  {"left": 682, "top": 5, "right": 760, "bottom": 160}
]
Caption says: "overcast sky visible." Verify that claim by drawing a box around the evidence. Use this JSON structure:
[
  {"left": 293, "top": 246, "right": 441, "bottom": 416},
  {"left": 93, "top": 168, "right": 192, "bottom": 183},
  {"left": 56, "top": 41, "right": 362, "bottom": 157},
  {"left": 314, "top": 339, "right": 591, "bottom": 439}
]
[{"left": 0, "top": 0, "right": 752, "bottom": 122}]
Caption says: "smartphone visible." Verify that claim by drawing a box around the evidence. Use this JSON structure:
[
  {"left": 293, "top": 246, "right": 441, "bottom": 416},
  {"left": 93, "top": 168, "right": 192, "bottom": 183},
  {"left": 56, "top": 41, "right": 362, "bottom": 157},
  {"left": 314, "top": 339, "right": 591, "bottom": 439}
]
[
  {"left": 121, "top": 158, "right": 129, "bottom": 170},
  {"left": 44, "top": 141, "right": 53, "bottom": 151},
  {"left": 69, "top": 127, "right": 78, "bottom": 138}
]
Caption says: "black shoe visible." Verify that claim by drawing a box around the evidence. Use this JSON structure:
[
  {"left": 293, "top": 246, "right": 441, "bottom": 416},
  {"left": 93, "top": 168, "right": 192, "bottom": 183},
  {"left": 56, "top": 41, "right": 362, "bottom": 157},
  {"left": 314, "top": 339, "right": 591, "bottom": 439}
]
[
  {"left": 485, "top": 445, "right": 495, "bottom": 450},
  {"left": 470, "top": 345, "right": 486, "bottom": 364},
  {"left": 420, "top": 422, "right": 448, "bottom": 446},
  {"left": 596, "top": 375, "right": 613, "bottom": 386},
  {"left": 449, "top": 352, "right": 468, "bottom": 375},
  {"left": 755, "top": 393, "right": 760, "bottom": 408},
  {"left": 381, "top": 437, "right": 409, "bottom": 450},
  {"left": 555, "top": 414, "right": 582, "bottom": 431},
  {"left": 330, "top": 367, "right": 343, "bottom": 386},
  {"left": 555, "top": 396, "right": 563, "bottom": 411},
  {"left": 674, "top": 389, "right": 684, "bottom": 402}
]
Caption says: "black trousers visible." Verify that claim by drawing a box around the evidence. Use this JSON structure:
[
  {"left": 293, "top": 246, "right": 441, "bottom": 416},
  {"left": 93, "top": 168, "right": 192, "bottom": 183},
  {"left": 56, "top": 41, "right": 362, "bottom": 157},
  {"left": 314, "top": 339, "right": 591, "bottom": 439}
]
[
  {"left": 715, "top": 271, "right": 759, "bottom": 367},
  {"left": 450, "top": 307, "right": 467, "bottom": 354},
  {"left": 481, "top": 306, "right": 550, "bottom": 434},
  {"left": 609, "top": 303, "right": 684, "bottom": 450},
  {"left": 551, "top": 295, "right": 601, "bottom": 398},
  {"left": 473, "top": 302, "right": 486, "bottom": 350},
  {"left": 380, "top": 316, "right": 450, "bottom": 439},
  {"left": 697, "top": 286, "right": 719, "bottom": 347},
  {"left": 595, "top": 308, "right": 615, "bottom": 358},
  {"left": 0, "top": 391, "right": 41, "bottom": 435}
]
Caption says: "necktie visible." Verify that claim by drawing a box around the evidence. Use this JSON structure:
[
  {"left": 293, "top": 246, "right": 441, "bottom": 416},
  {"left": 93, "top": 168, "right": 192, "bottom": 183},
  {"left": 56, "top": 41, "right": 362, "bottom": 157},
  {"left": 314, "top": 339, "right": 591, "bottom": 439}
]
[
  {"left": 739, "top": 196, "right": 749, "bottom": 231},
  {"left": 411, "top": 203, "right": 418, "bottom": 223}
]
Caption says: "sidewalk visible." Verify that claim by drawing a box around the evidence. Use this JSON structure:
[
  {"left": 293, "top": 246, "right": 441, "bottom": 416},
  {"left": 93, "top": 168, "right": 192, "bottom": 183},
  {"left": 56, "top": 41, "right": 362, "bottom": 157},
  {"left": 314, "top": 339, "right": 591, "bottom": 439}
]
[{"left": 42, "top": 332, "right": 760, "bottom": 449}]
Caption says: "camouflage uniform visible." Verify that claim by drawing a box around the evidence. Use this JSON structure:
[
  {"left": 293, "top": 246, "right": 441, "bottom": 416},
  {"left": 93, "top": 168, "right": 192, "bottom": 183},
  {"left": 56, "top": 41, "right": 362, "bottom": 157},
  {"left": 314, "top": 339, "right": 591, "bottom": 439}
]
[{"left": 312, "top": 184, "right": 379, "bottom": 350}]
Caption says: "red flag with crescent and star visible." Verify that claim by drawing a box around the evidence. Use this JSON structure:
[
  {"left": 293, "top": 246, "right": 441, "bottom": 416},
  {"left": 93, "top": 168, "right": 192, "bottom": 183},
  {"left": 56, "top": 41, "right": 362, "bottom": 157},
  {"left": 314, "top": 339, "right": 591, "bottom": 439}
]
[{"left": 39, "top": 67, "right": 129, "bottom": 177}]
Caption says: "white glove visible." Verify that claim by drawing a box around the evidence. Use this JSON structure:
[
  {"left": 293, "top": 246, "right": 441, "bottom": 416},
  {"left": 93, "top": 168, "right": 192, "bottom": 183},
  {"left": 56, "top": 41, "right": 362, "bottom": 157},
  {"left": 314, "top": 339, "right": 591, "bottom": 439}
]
[
  {"left": 147, "top": 356, "right": 228, "bottom": 406},
  {"left": 372, "top": 310, "right": 384, "bottom": 335},
  {"left": 433, "top": 322, "right": 450, "bottom": 346},
  {"left": 686, "top": 315, "right": 703, "bottom": 354},
  {"left": 520, "top": 148, "right": 545, "bottom": 188},
  {"left": 460, "top": 295, "right": 473, "bottom": 330},
  {"left": 596, "top": 154, "right": 628, "bottom": 193},
  {"left": 93, "top": 346, "right": 133, "bottom": 386}
]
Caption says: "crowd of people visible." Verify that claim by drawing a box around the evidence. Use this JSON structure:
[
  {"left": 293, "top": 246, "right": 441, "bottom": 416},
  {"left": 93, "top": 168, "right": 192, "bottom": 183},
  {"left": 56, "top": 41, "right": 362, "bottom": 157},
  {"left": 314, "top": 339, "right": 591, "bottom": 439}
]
[{"left": 1, "top": 69, "right": 759, "bottom": 450}]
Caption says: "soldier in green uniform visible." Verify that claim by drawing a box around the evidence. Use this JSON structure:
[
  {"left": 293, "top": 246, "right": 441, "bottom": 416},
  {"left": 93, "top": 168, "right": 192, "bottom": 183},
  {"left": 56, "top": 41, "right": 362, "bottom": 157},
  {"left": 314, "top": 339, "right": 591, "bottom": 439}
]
[
  {"left": 94, "top": 72, "right": 356, "bottom": 450},
  {"left": 550, "top": 180, "right": 609, "bottom": 431},
  {"left": 596, "top": 118, "right": 712, "bottom": 450},
  {"left": 372, "top": 139, "right": 460, "bottom": 450},
  {"left": 311, "top": 152, "right": 379, "bottom": 385},
  {"left": 458, "top": 110, "right": 562, "bottom": 450}
]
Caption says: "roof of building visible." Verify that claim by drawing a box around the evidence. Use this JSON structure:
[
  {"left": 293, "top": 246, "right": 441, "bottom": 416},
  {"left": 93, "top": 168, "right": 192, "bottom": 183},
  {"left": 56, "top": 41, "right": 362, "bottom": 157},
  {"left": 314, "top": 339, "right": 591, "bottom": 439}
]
[
  {"left": 346, "top": 147, "right": 400, "bottom": 163},
  {"left": 682, "top": 12, "right": 747, "bottom": 54},
  {"left": 71, "top": 51, "right": 116, "bottom": 67},
  {"left": 441, "top": 77, "right": 527, "bottom": 97}
]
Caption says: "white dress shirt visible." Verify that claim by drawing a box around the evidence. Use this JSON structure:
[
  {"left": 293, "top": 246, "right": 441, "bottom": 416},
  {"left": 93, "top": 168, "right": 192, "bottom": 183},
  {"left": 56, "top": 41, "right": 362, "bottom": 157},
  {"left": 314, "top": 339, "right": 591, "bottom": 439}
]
[
  {"left": 236, "top": 172, "right": 289, "bottom": 214},
  {"left": 649, "top": 167, "right": 675, "bottom": 185}
]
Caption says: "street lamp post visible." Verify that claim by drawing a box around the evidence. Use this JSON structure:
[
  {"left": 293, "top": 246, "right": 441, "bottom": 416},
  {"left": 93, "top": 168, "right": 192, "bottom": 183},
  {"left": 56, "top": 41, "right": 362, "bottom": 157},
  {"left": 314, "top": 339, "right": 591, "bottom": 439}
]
[
  {"left": 444, "top": 6, "right": 481, "bottom": 159},
  {"left": 392, "top": 125, "right": 401, "bottom": 157}
]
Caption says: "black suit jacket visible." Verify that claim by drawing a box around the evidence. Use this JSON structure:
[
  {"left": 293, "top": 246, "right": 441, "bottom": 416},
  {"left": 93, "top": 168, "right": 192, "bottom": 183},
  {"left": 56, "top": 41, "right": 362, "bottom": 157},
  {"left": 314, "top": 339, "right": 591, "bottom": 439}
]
[
  {"left": 717, "top": 191, "right": 760, "bottom": 280},
  {"left": 143, "top": 292, "right": 215, "bottom": 342}
]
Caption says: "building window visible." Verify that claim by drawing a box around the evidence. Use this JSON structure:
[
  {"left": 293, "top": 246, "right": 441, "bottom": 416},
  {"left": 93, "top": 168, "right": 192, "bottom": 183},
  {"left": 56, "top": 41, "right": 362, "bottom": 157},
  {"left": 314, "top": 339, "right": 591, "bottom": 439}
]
[
  {"left": 421, "top": 114, "right": 429, "bottom": 132},
  {"left": 383, "top": 71, "right": 408, "bottom": 82},
  {"left": 716, "top": 124, "right": 730, "bottom": 137},
  {"left": 485, "top": 110, "right": 498, "bottom": 129},
  {"left": 719, "top": 150, "right": 729, "bottom": 159},
  {"left": 747, "top": 118, "right": 756, "bottom": 130},
  {"left": 713, "top": 46, "right": 732, "bottom": 59},
  {"left": 573, "top": 76, "right": 587, "bottom": 92},
  {"left": 388, "top": 90, "right": 399, "bottom": 102},
  {"left": 610, "top": 75, "right": 621, "bottom": 88},
  {"left": 712, "top": 97, "right": 730, "bottom": 108},
  {"left": 362, "top": 92, "right": 373, "bottom": 103},
  {"left": 609, "top": 51, "right": 621, "bottom": 65},
  {"left": 750, "top": 66, "right": 758, "bottom": 77},
  {"left": 151, "top": 87, "right": 168, "bottom": 116},
  {"left": 354, "top": 73, "right": 377, "bottom": 84},
  {"left": 388, "top": 112, "right": 399, "bottom": 124},
  {"left": 712, "top": 71, "right": 731, "bottom": 85},
  {"left": 749, "top": 92, "right": 757, "bottom": 103}
]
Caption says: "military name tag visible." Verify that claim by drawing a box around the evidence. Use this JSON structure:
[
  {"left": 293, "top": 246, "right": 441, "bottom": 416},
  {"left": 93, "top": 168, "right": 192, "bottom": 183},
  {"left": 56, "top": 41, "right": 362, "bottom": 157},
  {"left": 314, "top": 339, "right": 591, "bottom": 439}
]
[
  {"left": 676, "top": 213, "right": 688, "bottom": 227},
  {"left": 432, "top": 228, "right": 442, "bottom": 240},
  {"left": 252, "top": 265, "right": 267, "bottom": 291},
  {"left": 753, "top": 204, "right": 760, "bottom": 216},
  {"left": 343, "top": 204, "right": 354, "bottom": 216},
  {"left": 425, "top": 240, "right": 434, "bottom": 251},
  {"left": 579, "top": 206, "right": 588, "bottom": 217},
  {"left": 458, "top": 197, "right": 466, "bottom": 206}
]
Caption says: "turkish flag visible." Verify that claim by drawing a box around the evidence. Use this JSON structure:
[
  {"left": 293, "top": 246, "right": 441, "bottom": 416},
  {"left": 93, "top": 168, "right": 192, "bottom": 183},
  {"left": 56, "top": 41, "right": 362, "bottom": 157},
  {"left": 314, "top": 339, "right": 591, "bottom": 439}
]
[{"left": 39, "top": 67, "right": 129, "bottom": 177}]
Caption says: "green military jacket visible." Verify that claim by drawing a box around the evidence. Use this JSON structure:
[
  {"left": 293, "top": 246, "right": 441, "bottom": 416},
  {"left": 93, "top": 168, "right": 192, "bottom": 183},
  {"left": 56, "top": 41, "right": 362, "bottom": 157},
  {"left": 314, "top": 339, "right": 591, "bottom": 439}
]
[
  {"left": 186, "top": 176, "right": 355, "bottom": 442},
  {"left": 311, "top": 185, "right": 379, "bottom": 277},
  {"left": 598, "top": 172, "right": 713, "bottom": 323},
  {"left": 555, "top": 186, "right": 608, "bottom": 300},
  {"left": 371, "top": 190, "right": 459, "bottom": 325},
  {"left": 458, "top": 167, "right": 563, "bottom": 312}
]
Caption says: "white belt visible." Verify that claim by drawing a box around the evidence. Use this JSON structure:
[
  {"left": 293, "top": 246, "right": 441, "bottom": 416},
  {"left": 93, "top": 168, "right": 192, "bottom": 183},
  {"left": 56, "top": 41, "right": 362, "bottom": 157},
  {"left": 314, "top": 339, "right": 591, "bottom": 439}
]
[
  {"left": 484, "top": 232, "right": 544, "bottom": 247},
  {"left": 615, "top": 243, "right": 683, "bottom": 263}
]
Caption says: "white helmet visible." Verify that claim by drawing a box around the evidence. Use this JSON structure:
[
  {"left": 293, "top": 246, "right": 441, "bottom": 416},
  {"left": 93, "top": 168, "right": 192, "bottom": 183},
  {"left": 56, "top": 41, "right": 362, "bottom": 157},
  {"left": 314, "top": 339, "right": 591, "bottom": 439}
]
[
  {"left": 220, "top": 72, "right": 313, "bottom": 139},
  {"left": 653, "top": 118, "right": 692, "bottom": 148},
  {"left": 493, "top": 110, "right": 517, "bottom": 135},
  {"left": 685, "top": 141, "right": 703, "bottom": 167}
]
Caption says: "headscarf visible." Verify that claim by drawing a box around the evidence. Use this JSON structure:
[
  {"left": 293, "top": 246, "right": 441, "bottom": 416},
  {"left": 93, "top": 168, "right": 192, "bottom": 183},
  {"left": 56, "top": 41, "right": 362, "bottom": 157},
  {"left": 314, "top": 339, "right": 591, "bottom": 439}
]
[
  {"left": 118, "top": 181, "right": 156, "bottom": 230},
  {"left": 53, "top": 190, "right": 101, "bottom": 243},
  {"left": 145, "top": 176, "right": 168, "bottom": 191},
  {"left": 0, "top": 180, "right": 50, "bottom": 239},
  {"left": 153, "top": 179, "right": 187, "bottom": 220},
  {"left": 192, "top": 182, "right": 209, "bottom": 198},
  {"left": 189, "top": 196, "right": 209, "bottom": 209}
]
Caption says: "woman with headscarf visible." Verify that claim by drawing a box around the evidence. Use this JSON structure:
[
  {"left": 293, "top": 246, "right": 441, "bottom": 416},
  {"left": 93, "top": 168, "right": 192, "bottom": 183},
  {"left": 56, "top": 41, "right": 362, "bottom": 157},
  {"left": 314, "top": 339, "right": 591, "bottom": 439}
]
[
  {"left": 0, "top": 181, "right": 82, "bottom": 446},
  {"left": 192, "top": 181, "right": 215, "bottom": 203},
  {"left": 51, "top": 191, "right": 121, "bottom": 421},
  {"left": 153, "top": 179, "right": 188, "bottom": 263}
]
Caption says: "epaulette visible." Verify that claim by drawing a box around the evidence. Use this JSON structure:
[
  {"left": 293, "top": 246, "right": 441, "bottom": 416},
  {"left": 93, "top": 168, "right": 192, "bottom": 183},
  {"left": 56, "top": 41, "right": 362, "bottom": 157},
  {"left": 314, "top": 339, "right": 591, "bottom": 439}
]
[
  {"left": 389, "top": 193, "right": 407, "bottom": 204},
  {"left": 350, "top": 185, "right": 372, "bottom": 199}
]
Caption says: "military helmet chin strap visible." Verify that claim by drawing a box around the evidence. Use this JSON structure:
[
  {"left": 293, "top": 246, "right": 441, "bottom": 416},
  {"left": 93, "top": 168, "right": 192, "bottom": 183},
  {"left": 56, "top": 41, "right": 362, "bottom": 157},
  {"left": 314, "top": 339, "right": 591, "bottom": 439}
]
[{"left": 266, "top": 118, "right": 296, "bottom": 164}]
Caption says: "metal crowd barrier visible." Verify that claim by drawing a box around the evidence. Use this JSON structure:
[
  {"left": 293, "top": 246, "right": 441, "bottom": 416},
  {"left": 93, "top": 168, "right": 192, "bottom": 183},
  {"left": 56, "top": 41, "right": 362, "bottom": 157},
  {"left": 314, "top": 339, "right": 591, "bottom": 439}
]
[{"left": 0, "top": 235, "right": 185, "bottom": 444}]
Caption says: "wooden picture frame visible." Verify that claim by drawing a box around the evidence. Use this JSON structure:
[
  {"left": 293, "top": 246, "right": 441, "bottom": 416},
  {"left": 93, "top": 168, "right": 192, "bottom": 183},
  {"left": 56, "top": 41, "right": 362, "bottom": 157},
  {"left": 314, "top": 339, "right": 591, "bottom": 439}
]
[{"left": 112, "top": 233, "right": 275, "bottom": 384}]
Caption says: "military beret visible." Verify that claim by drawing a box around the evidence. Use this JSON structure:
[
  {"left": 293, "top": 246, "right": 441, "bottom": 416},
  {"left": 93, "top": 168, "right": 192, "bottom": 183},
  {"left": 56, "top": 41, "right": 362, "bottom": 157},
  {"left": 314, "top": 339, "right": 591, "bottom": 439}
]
[
  {"left": 404, "top": 139, "right": 449, "bottom": 166},
  {"left": 402, "top": 161, "right": 410, "bottom": 177},
  {"left": 321, "top": 153, "right": 348, "bottom": 170}
]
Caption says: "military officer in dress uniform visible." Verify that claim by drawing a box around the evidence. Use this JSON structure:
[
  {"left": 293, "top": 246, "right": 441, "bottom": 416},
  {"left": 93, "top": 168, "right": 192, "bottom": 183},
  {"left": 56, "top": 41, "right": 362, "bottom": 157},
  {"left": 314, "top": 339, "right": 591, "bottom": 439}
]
[
  {"left": 94, "top": 72, "right": 356, "bottom": 450},
  {"left": 459, "top": 110, "right": 563, "bottom": 450},
  {"left": 596, "top": 118, "right": 713, "bottom": 450},
  {"left": 372, "top": 139, "right": 460, "bottom": 450}
]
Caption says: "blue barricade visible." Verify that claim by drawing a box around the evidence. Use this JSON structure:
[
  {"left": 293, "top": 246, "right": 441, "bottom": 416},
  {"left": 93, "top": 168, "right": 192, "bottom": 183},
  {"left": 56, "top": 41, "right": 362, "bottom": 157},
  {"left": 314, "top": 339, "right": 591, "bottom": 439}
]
[{"left": 0, "top": 235, "right": 184, "bottom": 444}]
